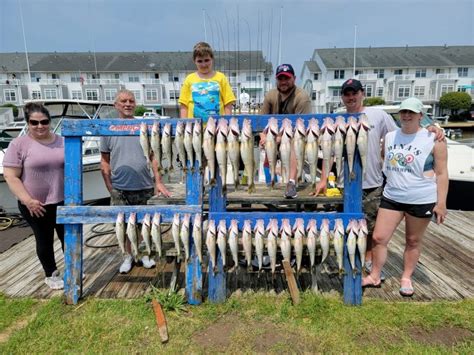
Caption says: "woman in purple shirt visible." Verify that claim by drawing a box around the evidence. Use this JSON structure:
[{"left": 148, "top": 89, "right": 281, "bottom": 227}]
[{"left": 3, "top": 102, "right": 65, "bottom": 290}]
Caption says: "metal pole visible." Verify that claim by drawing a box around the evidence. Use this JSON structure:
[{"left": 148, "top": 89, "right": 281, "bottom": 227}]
[
  {"left": 18, "top": 0, "right": 31, "bottom": 83},
  {"left": 203, "top": 9, "right": 207, "bottom": 42},
  {"left": 353, "top": 25, "right": 357, "bottom": 77}
]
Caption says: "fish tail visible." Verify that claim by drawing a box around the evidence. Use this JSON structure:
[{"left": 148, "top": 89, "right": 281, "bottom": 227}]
[{"left": 248, "top": 183, "right": 256, "bottom": 194}]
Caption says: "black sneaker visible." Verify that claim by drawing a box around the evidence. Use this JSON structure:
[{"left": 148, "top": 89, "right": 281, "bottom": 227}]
[{"left": 284, "top": 182, "right": 297, "bottom": 199}]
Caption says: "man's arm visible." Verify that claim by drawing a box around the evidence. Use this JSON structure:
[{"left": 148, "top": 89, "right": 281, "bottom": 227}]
[
  {"left": 100, "top": 152, "right": 114, "bottom": 193},
  {"left": 224, "top": 102, "right": 234, "bottom": 115},
  {"left": 150, "top": 153, "right": 171, "bottom": 197},
  {"left": 179, "top": 104, "right": 188, "bottom": 119}
]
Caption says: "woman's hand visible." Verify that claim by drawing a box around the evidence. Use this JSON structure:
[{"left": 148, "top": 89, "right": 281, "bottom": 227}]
[
  {"left": 432, "top": 204, "right": 448, "bottom": 224},
  {"left": 25, "top": 198, "right": 46, "bottom": 217}
]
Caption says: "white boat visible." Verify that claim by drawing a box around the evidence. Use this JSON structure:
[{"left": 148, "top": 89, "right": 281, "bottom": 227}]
[
  {"left": 0, "top": 99, "right": 117, "bottom": 213},
  {"left": 0, "top": 121, "right": 25, "bottom": 149}
]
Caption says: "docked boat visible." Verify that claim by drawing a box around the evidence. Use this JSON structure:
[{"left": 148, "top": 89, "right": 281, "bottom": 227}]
[
  {"left": 0, "top": 121, "right": 25, "bottom": 149},
  {"left": 0, "top": 99, "right": 117, "bottom": 213}
]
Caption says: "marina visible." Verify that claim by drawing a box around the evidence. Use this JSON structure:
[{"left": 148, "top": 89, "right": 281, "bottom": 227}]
[{"left": 0, "top": 209, "right": 472, "bottom": 301}]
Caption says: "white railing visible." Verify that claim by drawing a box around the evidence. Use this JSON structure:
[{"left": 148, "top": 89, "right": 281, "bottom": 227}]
[
  {"left": 394, "top": 75, "right": 415, "bottom": 81},
  {"left": 83, "top": 79, "right": 121, "bottom": 85},
  {"left": 436, "top": 74, "right": 459, "bottom": 80},
  {"left": 356, "top": 74, "right": 378, "bottom": 81},
  {"left": 141, "top": 79, "right": 162, "bottom": 85},
  {"left": 1, "top": 79, "right": 22, "bottom": 85}
]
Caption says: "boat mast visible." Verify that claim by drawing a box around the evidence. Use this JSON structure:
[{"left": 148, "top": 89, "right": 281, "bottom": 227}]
[
  {"left": 353, "top": 25, "right": 357, "bottom": 77},
  {"left": 278, "top": 6, "right": 283, "bottom": 65},
  {"left": 18, "top": 0, "right": 31, "bottom": 83}
]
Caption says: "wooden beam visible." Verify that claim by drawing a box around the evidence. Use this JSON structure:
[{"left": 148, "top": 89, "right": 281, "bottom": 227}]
[
  {"left": 282, "top": 260, "right": 300, "bottom": 305},
  {"left": 151, "top": 300, "right": 169, "bottom": 343}
]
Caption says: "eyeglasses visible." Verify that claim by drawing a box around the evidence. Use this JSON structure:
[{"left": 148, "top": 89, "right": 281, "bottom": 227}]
[
  {"left": 196, "top": 58, "right": 211, "bottom": 64},
  {"left": 29, "top": 119, "right": 50, "bottom": 126}
]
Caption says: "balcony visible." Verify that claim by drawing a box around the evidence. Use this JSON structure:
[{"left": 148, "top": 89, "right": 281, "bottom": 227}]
[
  {"left": 436, "top": 74, "right": 459, "bottom": 80},
  {"left": 84, "top": 79, "right": 121, "bottom": 85},
  {"left": 141, "top": 79, "right": 162, "bottom": 85},
  {"left": 356, "top": 74, "right": 378, "bottom": 81},
  {"left": 393, "top": 74, "right": 415, "bottom": 81}
]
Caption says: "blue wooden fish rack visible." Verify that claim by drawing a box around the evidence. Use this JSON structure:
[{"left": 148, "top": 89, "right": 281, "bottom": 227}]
[{"left": 59, "top": 113, "right": 364, "bottom": 306}]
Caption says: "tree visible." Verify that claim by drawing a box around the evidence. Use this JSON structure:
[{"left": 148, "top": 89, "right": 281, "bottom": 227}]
[
  {"left": 1, "top": 103, "right": 19, "bottom": 118},
  {"left": 439, "top": 92, "right": 472, "bottom": 115},
  {"left": 134, "top": 105, "right": 147, "bottom": 117},
  {"left": 363, "top": 97, "right": 385, "bottom": 106}
]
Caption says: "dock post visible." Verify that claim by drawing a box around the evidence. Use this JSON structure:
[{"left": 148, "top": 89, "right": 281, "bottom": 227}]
[
  {"left": 185, "top": 159, "right": 203, "bottom": 305},
  {"left": 207, "top": 169, "right": 227, "bottom": 303},
  {"left": 63, "top": 136, "right": 83, "bottom": 305},
  {"left": 343, "top": 150, "right": 363, "bottom": 306}
]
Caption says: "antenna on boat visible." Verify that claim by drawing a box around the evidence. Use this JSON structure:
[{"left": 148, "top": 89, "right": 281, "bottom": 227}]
[
  {"left": 203, "top": 9, "right": 207, "bottom": 42},
  {"left": 278, "top": 6, "right": 283, "bottom": 65},
  {"left": 353, "top": 25, "right": 357, "bottom": 77},
  {"left": 18, "top": 0, "right": 32, "bottom": 83}
]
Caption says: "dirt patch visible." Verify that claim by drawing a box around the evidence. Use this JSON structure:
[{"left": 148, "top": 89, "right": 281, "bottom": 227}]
[
  {"left": 0, "top": 312, "right": 37, "bottom": 344},
  {"left": 192, "top": 315, "right": 239, "bottom": 350},
  {"left": 409, "top": 326, "right": 473, "bottom": 346},
  {"left": 193, "top": 315, "right": 317, "bottom": 353}
]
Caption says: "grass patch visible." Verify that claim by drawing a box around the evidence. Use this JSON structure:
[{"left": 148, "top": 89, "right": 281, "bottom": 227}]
[
  {"left": 0, "top": 293, "right": 39, "bottom": 332},
  {"left": 0, "top": 291, "right": 472, "bottom": 353}
]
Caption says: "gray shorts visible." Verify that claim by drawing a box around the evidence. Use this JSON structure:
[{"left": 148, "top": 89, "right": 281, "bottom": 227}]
[
  {"left": 363, "top": 186, "right": 383, "bottom": 237},
  {"left": 110, "top": 188, "right": 154, "bottom": 206}
]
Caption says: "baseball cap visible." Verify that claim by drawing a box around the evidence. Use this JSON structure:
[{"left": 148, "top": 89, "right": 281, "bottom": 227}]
[
  {"left": 399, "top": 97, "right": 424, "bottom": 113},
  {"left": 341, "top": 79, "right": 363, "bottom": 94},
  {"left": 275, "top": 64, "right": 295, "bottom": 78}
]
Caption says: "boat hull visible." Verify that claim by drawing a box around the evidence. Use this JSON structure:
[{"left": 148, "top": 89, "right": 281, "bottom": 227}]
[{"left": 447, "top": 178, "right": 474, "bottom": 211}]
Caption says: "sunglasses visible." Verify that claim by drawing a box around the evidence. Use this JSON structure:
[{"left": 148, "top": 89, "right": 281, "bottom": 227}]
[
  {"left": 196, "top": 58, "right": 211, "bottom": 64},
  {"left": 29, "top": 119, "right": 50, "bottom": 126}
]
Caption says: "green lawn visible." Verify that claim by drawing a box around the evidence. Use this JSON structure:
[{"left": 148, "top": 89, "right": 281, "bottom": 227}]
[{"left": 0, "top": 291, "right": 472, "bottom": 353}]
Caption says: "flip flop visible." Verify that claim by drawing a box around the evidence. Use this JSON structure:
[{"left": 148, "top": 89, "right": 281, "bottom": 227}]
[
  {"left": 362, "top": 275, "right": 382, "bottom": 288},
  {"left": 399, "top": 278, "right": 414, "bottom": 297}
]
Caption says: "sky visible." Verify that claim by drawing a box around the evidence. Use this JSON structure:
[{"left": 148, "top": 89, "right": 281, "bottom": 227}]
[{"left": 1, "top": 0, "right": 473, "bottom": 78}]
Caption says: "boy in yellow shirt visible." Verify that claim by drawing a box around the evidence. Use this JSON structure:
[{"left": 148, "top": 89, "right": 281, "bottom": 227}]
[{"left": 179, "top": 42, "right": 236, "bottom": 121}]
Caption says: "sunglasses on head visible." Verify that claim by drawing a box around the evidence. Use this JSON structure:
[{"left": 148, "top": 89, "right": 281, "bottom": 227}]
[
  {"left": 29, "top": 119, "right": 50, "bottom": 126},
  {"left": 196, "top": 58, "right": 211, "bottom": 64}
]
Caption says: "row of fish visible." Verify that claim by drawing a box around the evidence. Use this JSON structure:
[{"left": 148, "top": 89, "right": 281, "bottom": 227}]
[
  {"left": 116, "top": 212, "right": 367, "bottom": 277},
  {"left": 264, "top": 114, "right": 369, "bottom": 187}
]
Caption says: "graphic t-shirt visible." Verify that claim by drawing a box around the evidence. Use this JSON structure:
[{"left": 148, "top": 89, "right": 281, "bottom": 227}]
[
  {"left": 179, "top": 71, "right": 236, "bottom": 122},
  {"left": 382, "top": 128, "right": 437, "bottom": 204}
]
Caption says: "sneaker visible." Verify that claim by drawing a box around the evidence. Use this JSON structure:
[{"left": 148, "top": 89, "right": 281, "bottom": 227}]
[
  {"left": 141, "top": 255, "right": 156, "bottom": 269},
  {"left": 119, "top": 255, "right": 134, "bottom": 274},
  {"left": 44, "top": 270, "right": 64, "bottom": 290},
  {"left": 364, "top": 261, "right": 386, "bottom": 281},
  {"left": 284, "top": 181, "right": 297, "bottom": 199}
]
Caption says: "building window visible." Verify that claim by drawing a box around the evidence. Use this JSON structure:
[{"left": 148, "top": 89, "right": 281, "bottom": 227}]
[
  {"left": 71, "top": 73, "right": 81, "bottom": 82},
  {"left": 334, "top": 70, "right": 345, "bottom": 79},
  {"left": 104, "top": 89, "right": 117, "bottom": 101},
  {"left": 311, "top": 91, "right": 317, "bottom": 100},
  {"left": 51, "top": 73, "right": 59, "bottom": 80},
  {"left": 355, "top": 70, "right": 364, "bottom": 76},
  {"left": 168, "top": 73, "right": 179, "bottom": 82},
  {"left": 169, "top": 90, "right": 180, "bottom": 100},
  {"left": 397, "top": 86, "right": 410, "bottom": 98},
  {"left": 31, "top": 90, "right": 41, "bottom": 99},
  {"left": 415, "top": 69, "right": 426, "bottom": 78},
  {"left": 44, "top": 89, "right": 58, "bottom": 99},
  {"left": 440, "top": 84, "right": 454, "bottom": 96},
  {"left": 146, "top": 89, "right": 158, "bottom": 101},
  {"left": 85, "top": 89, "right": 99, "bottom": 101},
  {"left": 376, "top": 87, "right": 384, "bottom": 97},
  {"left": 414, "top": 86, "right": 425, "bottom": 97},
  {"left": 128, "top": 74, "right": 140, "bottom": 82},
  {"left": 374, "top": 69, "right": 385, "bottom": 79},
  {"left": 114, "top": 73, "right": 120, "bottom": 79},
  {"left": 4, "top": 89, "right": 17, "bottom": 102},
  {"left": 457, "top": 67, "right": 468, "bottom": 77},
  {"left": 131, "top": 90, "right": 141, "bottom": 100},
  {"left": 332, "top": 89, "right": 340, "bottom": 97},
  {"left": 363, "top": 84, "right": 373, "bottom": 97},
  {"left": 31, "top": 73, "right": 41, "bottom": 82},
  {"left": 457, "top": 87, "right": 467, "bottom": 92},
  {"left": 313, "top": 73, "right": 319, "bottom": 80},
  {"left": 394, "top": 69, "right": 403, "bottom": 75},
  {"left": 246, "top": 75, "right": 257, "bottom": 81},
  {"left": 91, "top": 73, "right": 100, "bottom": 79},
  {"left": 71, "top": 90, "right": 82, "bottom": 99},
  {"left": 436, "top": 68, "right": 445, "bottom": 74}
]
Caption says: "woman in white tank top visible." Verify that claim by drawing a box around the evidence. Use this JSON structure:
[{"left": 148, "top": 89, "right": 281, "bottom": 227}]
[{"left": 362, "top": 97, "right": 448, "bottom": 297}]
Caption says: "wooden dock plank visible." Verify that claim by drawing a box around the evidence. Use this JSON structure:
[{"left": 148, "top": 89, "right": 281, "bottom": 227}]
[{"left": 0, "top": 211, "right": 473, "bottom": 302}]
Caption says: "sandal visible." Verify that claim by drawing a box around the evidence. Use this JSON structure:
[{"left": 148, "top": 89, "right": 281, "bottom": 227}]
[
  {"left": 362, "top": 275, "right": 382, "bottom": 288},
  {"left": 399, "top": 278, "right": 414, "bottom": 297}
]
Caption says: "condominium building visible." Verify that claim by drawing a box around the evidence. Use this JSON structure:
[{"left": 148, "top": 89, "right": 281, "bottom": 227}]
[
  {"left": 0, "top": 51, "right": 273, "bottom": 116},
  {"left": 301, "top": 45, "right": 474, "bottom": 114}
]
